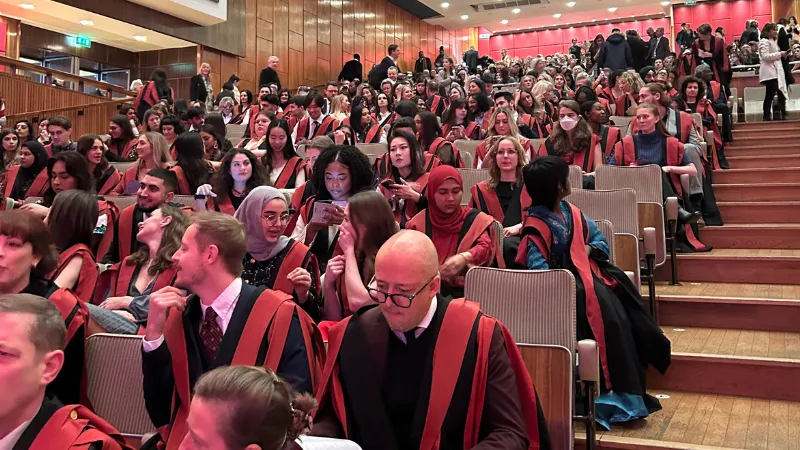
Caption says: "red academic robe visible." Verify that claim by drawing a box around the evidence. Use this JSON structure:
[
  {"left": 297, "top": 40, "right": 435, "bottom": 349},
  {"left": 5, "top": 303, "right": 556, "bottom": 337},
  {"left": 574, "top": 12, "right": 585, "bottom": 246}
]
[
  {"left": 49, "top": 244, "right": 98, "bottom": 303},
  {"left": 97, "top": 166, "right": 123, "bottom": 196},
  {"left": 426, "top": 137, "right": 464, "bottom": 168},
  {"left": 94, "top": 200, "right": 121, "bottom": 264},
  {"left": 3, "top": 165, "right": 49, "bottom": 199},
  {"left": 313, "top": 299, "right": 547, "bottom": 449},
  {"left": 296, "top": 116, "right": 337, "bottom": 141},
  {"left": 441, "top": 122, "right": 481, "bottom": 141},
  {"left": 25, "top": 400, "right": 132, "bottom": 450},
  {"left": 169, "top": 165, "right": 192, "bottom": 196},
  {"left": 373, "top": 152, "right": 441, "bottom": 181},
  {"left": 596, "top": 125, "right": 621, "bottom": 160},
  {"left": 378, "top": 172, "right": 430, "bottom": 228},
  {"left": 93, "top": 262, "right": 177, "bottom": 306},
  {"left": 270, "top": 240, "right": 321, "bottom": 298},
  {"left": 678, "top": 37, "right": 730, "bottom": 85},
  {"left": 473, "top": 137, "right": 533, "bottom": 169},
  {"left": 519, "top": 114, "right": 552, "bottom": 139},
  {"left": 535, "top": 135, "right": 601, "bottom": 172},
  {"left": 106, "top": 140, "right": 137, "bottom": 159},
  {"left": 271, "top": 156, "right": 307, "bottom": 189},
  {"left": 469, "top": 180, "right": 531, "bottom": 226},
  {"left": 155, "top": 289, "right": 325, "bottom": 450}
]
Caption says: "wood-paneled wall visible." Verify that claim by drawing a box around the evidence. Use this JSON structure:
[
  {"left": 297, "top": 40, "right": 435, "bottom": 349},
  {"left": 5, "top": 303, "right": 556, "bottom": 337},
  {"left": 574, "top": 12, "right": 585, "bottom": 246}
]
[
  {"left": 7, "top": 100, "right": 127, "bottom": 138},
  {"left": 201, "top": 0, "right": 470, "bottom": 93},
  {"left": 0, "top": 72, "right": 111, "bottom": 115},
  {"left": 19, "top": 24, "right": 138, "bottom": 70},
  {"left": 137, "top": 47, "right": 198, "bottom": 102}
]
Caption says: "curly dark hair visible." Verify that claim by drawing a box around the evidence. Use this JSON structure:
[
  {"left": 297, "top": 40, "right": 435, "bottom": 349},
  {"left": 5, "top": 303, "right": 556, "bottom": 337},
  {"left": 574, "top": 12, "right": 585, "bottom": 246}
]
[
  {"left": 44, "top": 152, "right": 94, "bottom": 207},
  {"left": 212, "top": 149, "right": 270, "bottom": 201},
  {"left": 310, "top": 145, "right": 374, "bottom": 200}
]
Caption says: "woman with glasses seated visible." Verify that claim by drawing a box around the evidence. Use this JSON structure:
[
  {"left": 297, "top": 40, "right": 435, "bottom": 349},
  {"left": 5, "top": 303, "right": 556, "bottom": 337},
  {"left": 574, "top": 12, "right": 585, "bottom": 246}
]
[
  {"left": 323, "top": 191, "right": 397, "bottom": 321},
  {"left": 236, "top": 186, "right": 322, "bottom": 322}
]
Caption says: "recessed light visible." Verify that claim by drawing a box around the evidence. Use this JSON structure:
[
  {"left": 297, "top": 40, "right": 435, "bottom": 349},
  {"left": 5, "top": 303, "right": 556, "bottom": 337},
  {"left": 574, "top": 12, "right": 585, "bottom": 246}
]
[
  {"left": 19, "top": 3, "right": 34, "bottom": 8},
  {"left": 133, "top": 35, "right": 147, "bottom": 41},
  {"left": 440, "top": 2, "right": 449, "bottom": 7},
  {"left": 512, "top": 7, "right": 521, "bottom": 13},
  {"left": 501, "top": 19, "right": 509, "bottom": 24},
  {"left": 553, "top": 13, "right": 562, "bottom": 17},
  {"left": 567, "top": 1, "right": 576, "bottom": 5},
  {"left": 591, "top": 18, "right": 596, "bottom": 21},
  {"left": 660, "top": 0, "right": 670, "bottom": 4},
  {"left": 79, "top": 20, "right": 94, "bottom": 26},
  {"left": 608, "top": 6, "right": 617, "bottom": 11},
  {"left": 461, "top": 14, "right": 469, "bottom": 19}
]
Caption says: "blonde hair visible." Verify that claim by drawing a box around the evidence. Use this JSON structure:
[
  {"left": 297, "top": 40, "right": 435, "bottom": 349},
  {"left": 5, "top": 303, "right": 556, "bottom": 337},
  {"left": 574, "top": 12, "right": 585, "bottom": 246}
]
[
  {"left": 192, "top": 212, "right": 247, "bottom": 275},
  {"left": 486, "top": 136, "right": 527, "bottom": 188},
  {"left": 618, "top": 72, "right": 643, "bottom": 96},
  {"left": 487, "top": 107, "right": 521, "bottom": 137},
  {"left": 138, "top": 132, "right": 173, "bottom": 171},
  {"left": 330, "top": 94, "right": 349, "bottom": 121}
]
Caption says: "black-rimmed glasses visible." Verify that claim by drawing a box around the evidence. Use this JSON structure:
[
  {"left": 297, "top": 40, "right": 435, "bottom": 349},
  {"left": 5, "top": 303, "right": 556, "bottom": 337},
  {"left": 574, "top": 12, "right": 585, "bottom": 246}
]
[{"left": 367, "top": 273, "right": 437, "bottom": 308}]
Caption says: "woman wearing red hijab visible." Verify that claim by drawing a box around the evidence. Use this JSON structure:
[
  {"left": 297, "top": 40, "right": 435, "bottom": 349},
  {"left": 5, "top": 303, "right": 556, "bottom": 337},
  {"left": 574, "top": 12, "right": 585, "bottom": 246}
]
[{"left": 406, "top": 165, "right": 501, "bottom": 297}]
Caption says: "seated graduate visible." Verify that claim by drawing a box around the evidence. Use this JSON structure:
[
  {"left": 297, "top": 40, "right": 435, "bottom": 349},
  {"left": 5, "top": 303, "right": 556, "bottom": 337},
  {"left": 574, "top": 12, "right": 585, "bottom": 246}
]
[
  {"left": 170, "top": 132, "right": 212, "bottom": 196},
  {"left": 118, "top": 132, "right": 173, "bottom": 195},
  {"left": 518, "top": 156, "right": 671, "bottom": 429},
  {"left": 291, "top": 136, "right": 334, "bottom": 211},
  {"left": 323, "top": 191, "right": 398, "bottom": 321},
  {"left": 237, "top": 110, "right": 270, "bottom": 154},
  {"left": 3, "top": 140, "right": 49, "bottom": 200},
  {"left": 515, "top": 88, "right": 553, "bottom": 139},
  {"left": 679, "top": 74, "right": 726, "bottom": 168},
  {"left": 536, "top": 99, "right": 603, "bottom": 189},
  {"left": 373, "top": 117, "right": 440, "bottom": 181},
  {"left": 180, "top": 366, "right": 317, "bottom": 450},
  {"left": 288, "top": 146, "right": 374, "bottom": 272},
  {"left": 469, "top": 136, "right": 530, "bottom": 268},
  {"left": 235, "top": 186, "right": 321, "bottom": 322},
  {"left": 46, "top": 190, "right": 99, "bottom": 302},
  {"left": 90, "top": 203, "right": 189, "bottom": 334},
  {"left": 610, "top": 103, "right": 711, "bottom": 251},
  {"left": 261, "top": 119, "right": 307, "bottom": 189},
  {"left": 441, "top": 98, "right": 482, "bottom": 141},
  {"left": 580, "top": 100, "right": 620, "bottom": 162},
  {"left": 76, "top": 134, "right": 122, "bottom": 196},
  {"left": 378, "top": 129, "right": 431, "bottom": 228},
  {"left": 416, "top": 110, "right": 464, "bottom": 168},
  {"left": 194, "top": 149, "right": 269, "bottom": 215},
  {"left": 0, "top": 294, "right": 130, "bottom": 450},
  {"left": 0, "top": 211, "right": 91, "bottom": 405},
  {"left": 350, "top": 103, "right": 382, "bottom": 144},
  {"left": 312, "top": 230, "right": 551, "bottom": 449},
  {"left": 473, "top": 107, "right": 533, "bottom": 169},
  {"left": 141, "top": 212, "right": 324, "bottom": 450},
  {"left": 105, "top": 169, "right": 178, "bottom": 264},
  {"left": 406, "top": 165, "right": 500, "bottom": 298},
  {"left": 493, "top": 91, "right": 542, "bottom": 140}
]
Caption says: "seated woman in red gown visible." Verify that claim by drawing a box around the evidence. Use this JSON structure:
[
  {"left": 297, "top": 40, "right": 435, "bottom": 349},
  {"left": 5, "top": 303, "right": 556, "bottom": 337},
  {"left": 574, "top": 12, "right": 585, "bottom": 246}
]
[
  {"left": 90, "top": 203, "right": 189, "bottom": 334},
  {"left": 469, "top": 135, "right": 530, "bottom": 268},
  {"left": 117, "top": 132, "right": 173, "bottom": 195},
  {"left": 76, "top": 134, "right": 122, "bottom": 196},
  {"left": 46, "top": 190, "right": 99, "bottom": 302},
  {"left": 235, "top": 186, "right": 322, "bottom": 322},
  {"left": 171, "top": 132, "right": 212, "bottom": 196},
  {"left": 194, "top": 149, "right": 269, "bottom": 215},
  {"left": 260, "top": 119, "right": 307, "bottom": 189},
  {"left": 378, "top": 129, "right": 431, "bottom": 228},
  {"left": 3, "top": 140, "right": 49, "bottom": 200},
  {"left": 416, "top": 110, "right": 464, "bottom": 168},
  {"left": 441, "top": 98, "right": 483, "bottom": 141},
  {"left": 323, "top": 190, "right": 397, "bottom": 321},
  {"left": 473, "top": 107, "right": 533, "bottom": 168},
  {"left": 407, "top": 165, "right": 500, "bottom": 298},
  {"left": 106, "top": 114, "right": 137, "bottom": 161},
  {"left": 519, "top": 155, "right": 671, "bottom": 429}
]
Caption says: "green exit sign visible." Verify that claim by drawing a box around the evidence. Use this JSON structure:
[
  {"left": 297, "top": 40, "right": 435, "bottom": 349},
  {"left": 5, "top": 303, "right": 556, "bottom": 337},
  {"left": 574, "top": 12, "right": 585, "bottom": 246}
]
[
  {"left": 685, "top": 1, "right": 696, "bottom": 4},
  {"left": 75, "top": 36, "right": 91, "bottom": 48}
]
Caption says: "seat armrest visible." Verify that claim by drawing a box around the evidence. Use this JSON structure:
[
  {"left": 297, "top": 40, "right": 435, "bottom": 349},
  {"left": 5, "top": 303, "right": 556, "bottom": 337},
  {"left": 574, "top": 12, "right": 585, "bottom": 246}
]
[
  {"left": 577, "top": 339, "right": 600, "bottom": 384},
  {"left": 643, "top": 227, "right": 657, "bottom": 256}
]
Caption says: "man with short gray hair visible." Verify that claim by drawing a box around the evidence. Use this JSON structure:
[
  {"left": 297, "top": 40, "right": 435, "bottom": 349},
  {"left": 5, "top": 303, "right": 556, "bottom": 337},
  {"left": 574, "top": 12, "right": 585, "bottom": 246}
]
[{"left": 259, "top": 55, "right": 282, "bottom": 91}]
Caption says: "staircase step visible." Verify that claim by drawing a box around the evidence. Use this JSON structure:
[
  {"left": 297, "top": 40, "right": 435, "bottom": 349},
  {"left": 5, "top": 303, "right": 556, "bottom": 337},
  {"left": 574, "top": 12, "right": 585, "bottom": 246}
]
[
  {"left": 726, "top": 154, "right": 800, "bottom": 169},
  {"left": 701, "top": 224, "right": 800, "bottom": 248},
  {"left": 659, "top": 293, "right": 800, "bottom": 332},
  {"left": 712, "top": 183, "right": 800, "bottom": 202},
  {"left": 731, "top": 129, "right": 800, "bottom": 138},
  {"left": 713, "top": 167, "right": 800, "bottom": 184},
  {"left": 725, "top": 144, "right": 800, "bottom": 157},
  {"left": 727, "top": 136, "right": 795, "bottom": 147},
  {"left": 717, "top": 201, "right": 800, "bottom": 224},
  {"left": 733, "top": 119, "right": 800, "bottom": 129},
  {"left": 655, "top": 250, "right": 800, "bottom": 284}
]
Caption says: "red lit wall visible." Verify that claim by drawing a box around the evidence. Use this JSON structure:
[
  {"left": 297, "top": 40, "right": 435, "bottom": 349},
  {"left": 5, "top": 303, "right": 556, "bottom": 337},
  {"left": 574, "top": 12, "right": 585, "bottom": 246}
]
[
  {"left": 672, "top": 0, "right": 772, "bottom": 43},
  {"left": 488, "top": 18, "right": 671, "bottom": 60}
]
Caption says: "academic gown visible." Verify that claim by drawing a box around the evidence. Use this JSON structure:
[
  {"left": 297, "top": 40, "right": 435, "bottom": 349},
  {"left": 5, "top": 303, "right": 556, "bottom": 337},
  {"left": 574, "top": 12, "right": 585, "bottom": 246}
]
[
  {"left": 12, "top": 396, "right": 131, "bottom": 450},
  {"left": 142, "top": 283, "right": 325, "bottom": 450},
  {"left": 49, "top": 243, "right": 99, "bottom": 303},
  {"left": 285, "top": 196, "right": 341, "bottom": 273},
  {"left": 469, "top": 180, "right": 531, "bottom": 268},
  {"left": 518, "top": 201, "right": 671, "bottom": 429},
  {"left": 312, "top": 298, "right": 551, "bottom": 450}
]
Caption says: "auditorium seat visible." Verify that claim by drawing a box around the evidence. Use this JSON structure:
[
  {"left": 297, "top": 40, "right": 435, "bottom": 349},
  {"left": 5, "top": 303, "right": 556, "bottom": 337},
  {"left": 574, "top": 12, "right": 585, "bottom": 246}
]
[
  {"left": 355, "top": 143, "right": 386, "bottom": 165},
  {"left": 110, "top": 161, "right": 137, "bottom": 174},
  {"left": 457, "top": 168, "right": 490, "bottom": 205},
  {"left": 566, "top": 188, "right": 641, "bottom": 288},
  {"left": 85, "top": 334, "right": 154, "bottom": 440},
  {"left": 595, "top": 219, "right": 615, "bottom": 263},
  {"left": 454, "top": 139, "right": 480, "bottom": 163},
  {"left": 109, "top": 196, "right": 137, "bottom": 210},
  {"left": 609, "top": 116, "right": 631, "bottom": 135},
  {"left": 743, "top": 86, "right": 766, "bottom": 122},
  {"left": 226, "top": 124, "right": 247, "bottom": 143},
  {"left": 465, "top": 267, "right": 599, "bottom": 450},
  {"left": 568, "top": 165, "right": 582, "bottom": 192},
  {"left": 528, "top": 138, "right": 546, "bottom": 157}
]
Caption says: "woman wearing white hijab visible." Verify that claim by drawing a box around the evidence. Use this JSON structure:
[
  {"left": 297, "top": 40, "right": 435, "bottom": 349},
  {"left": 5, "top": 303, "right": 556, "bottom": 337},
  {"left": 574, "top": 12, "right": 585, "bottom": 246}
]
[{"left": 236, "top": 186, "right": 321, "bottom": 321}]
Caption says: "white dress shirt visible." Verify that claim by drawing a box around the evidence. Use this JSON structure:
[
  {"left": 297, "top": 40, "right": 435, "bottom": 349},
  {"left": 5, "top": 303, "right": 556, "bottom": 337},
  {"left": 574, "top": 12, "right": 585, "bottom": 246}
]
[
  {"left": 0, "top": 415, "right": 35, "bottom": 450},
  {"left": 393, "top": 295, "right": 438, "bottom": 344},
  {"left": 291, "top": 114, "right": 327, "bottom": 146},
  {"left": 142, "top": 278, "right": 243, "bottom": 352}
]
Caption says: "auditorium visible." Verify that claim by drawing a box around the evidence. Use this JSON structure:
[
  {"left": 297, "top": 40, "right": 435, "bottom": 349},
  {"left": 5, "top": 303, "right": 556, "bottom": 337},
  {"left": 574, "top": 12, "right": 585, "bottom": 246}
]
[{"left": 0, "top": 0, "right": 798, "bottom": 447}]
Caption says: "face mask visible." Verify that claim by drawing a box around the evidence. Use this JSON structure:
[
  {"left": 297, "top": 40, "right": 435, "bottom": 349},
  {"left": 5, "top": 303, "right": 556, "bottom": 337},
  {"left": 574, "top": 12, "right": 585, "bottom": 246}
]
[{"left": 560, "top": 116, "right": 578, "bottom": 131}]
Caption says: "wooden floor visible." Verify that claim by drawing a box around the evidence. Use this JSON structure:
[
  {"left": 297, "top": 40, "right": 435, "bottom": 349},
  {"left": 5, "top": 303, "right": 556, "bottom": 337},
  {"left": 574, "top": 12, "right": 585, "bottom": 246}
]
[
  {"left": 591, "top": 390, "right": 800, "bottom": 450},
  {"left": 656, "top": 282, "right": 800, "bottom": 300},
  {"left": 678, "top": 249, "right": 800, "bottom": 257},
  {"left": 662, "top": 327, "right": 800, "bottom": 360}
]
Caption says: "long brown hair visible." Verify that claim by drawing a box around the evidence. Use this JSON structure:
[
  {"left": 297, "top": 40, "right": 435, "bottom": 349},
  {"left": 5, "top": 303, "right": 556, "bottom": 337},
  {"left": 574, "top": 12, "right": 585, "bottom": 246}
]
[
  {"left": 548, "top": 99, "right": 593, "bottom": 155},
  {"left": 487, "top": 107, "right": 521, "bottom": 137},
  {"left": 0, "top": 211, "right": 58, "bottom": 279},
  {"left": 47, "top": 190, "right": 98, "bottom": 252},
  {"left": 486, "top": 136, "right": 527, "bottom": 188},
  {"left": 127, "top": 204, "right": 190, "bottom": 275},
  {"left": 347, "top": 191, "right": 398, "bottom": 283}
]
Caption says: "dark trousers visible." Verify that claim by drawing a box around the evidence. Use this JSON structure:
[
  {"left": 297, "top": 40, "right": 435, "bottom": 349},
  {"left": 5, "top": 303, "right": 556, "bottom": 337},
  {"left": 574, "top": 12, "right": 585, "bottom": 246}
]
[
  {"left": 762, "top": 79, "right": 787, "bottom": 120},
  {"left": 711, "top": 101, "right": 734, "bottom": 142}
]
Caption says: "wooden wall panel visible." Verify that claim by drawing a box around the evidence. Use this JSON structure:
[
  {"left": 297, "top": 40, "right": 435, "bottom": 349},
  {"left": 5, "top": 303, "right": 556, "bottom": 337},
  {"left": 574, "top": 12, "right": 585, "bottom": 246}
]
[
  {"left": 0, "top": 72, "right": 111, "bottom": 115},
  {"left": 138, "top": 47, "right": 196, "bottom": 101},
  {"left": 8, "top": 100, "right": 129, "bottom": 138}
]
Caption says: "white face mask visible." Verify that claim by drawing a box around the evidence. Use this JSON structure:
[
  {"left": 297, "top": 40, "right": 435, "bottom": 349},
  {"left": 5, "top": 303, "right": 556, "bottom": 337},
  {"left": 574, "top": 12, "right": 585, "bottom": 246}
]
[{"left": 560, "top": 116, "right": 578, "bottom": 131}]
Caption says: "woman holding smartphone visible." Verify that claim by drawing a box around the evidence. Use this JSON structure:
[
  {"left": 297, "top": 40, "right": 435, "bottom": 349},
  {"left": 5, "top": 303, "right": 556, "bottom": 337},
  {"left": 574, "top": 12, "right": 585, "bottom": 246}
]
[
  {"left": 377, "top": 130, "right": 430, "bottom": 228},
  {"left": 441, "top": 98, "right": 482, "bottom": 142}
]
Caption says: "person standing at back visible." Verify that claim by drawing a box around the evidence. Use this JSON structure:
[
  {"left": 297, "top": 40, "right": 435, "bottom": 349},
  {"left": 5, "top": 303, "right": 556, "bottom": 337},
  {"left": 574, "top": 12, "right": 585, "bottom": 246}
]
[
  {"left": 339, "top": 54, "right": 363, "bottom": 83},
  {"left": 258, "top": 56, "right": 282, "bottom": 91},
  {"left": 676, "top": 23, "right": 696, "bottom": 52},
  {"left": 463, "top": 46, "right": 479, "bottom": 74},
  {"left": 598, "top": 28, "right": 633, "bottom": 71},
  {"left": 376, "top": 44, "right": 401, "bottom": 87},
  {"left": 648, "top": 27, "right": 670, "bottom": 65}
]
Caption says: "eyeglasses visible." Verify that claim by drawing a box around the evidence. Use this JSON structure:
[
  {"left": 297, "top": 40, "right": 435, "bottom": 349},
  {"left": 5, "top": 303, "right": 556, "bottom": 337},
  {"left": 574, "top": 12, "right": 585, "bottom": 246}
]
[
  {"left": 367, "top": 273, "right": 437, "bottom": 308},
  {"left": 262, "top": 213, "right": 291, "bottom": 224}
]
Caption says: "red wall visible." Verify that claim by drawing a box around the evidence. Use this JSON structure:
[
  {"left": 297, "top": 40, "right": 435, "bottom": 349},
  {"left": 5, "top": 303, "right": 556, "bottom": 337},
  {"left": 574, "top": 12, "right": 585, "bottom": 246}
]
[
  {"left": 672, "top": 0, "right": 772, "bottom": 43},
  {"left": 489, "top": 18, "right": 671, "bottom": 60}
]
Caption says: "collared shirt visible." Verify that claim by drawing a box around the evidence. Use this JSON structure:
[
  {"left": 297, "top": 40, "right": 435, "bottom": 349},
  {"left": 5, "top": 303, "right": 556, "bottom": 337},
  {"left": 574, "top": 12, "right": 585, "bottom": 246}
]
[
  {"left": 0, "top": 415, "right": 35, "bottom": 450},
  {"left": 142, "top": 278, "right": 243, "bottom": 352},
  {"left": 392, "top": 295, "right": 438, "bottom": 344},
  {"left": 291, "top": 114, "right": 327, "bottom": 145}
]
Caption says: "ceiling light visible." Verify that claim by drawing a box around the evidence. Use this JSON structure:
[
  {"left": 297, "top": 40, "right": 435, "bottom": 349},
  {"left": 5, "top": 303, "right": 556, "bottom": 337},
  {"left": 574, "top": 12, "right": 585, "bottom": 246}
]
[
  {"left": 553, "top": 13, "right": 562, "bottom": 17},
  {"left": 512, "top": 7, "right": 521, "bottom": 13},
  {"left": 607, "top": 6, "right": 617, "bottom": 12},
  {"left": 567, "top": 1, "right": 576, "bottom": 5},
  {"left": 440, "top": 2, "right": 449, "bottom": 7},
  {"left": 79, "top": 20, "right": 94, "bottom": 26},
  {"left": 501, "top": 19, "right": 509, "bottom": 24},
  {"left": 133, "top": 35, "right": 147, "bottom": 41},
  {"left": 19, "top": 3, "right": 34, "bottom": 8},
  {"left": 591, "top": 18, "right": 596, "bottom": 21},
  {"left": 660, "top": 0, "right": 670, "bottom": 4},
  {"left": 461, "top": 14, "right": 469, "bottom": 19}
]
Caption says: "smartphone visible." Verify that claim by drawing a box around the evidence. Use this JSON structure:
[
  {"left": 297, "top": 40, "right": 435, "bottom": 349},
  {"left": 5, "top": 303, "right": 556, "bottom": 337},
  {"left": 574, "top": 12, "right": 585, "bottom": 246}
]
[
  {"left": 381, "top": 179, "right": 394, "bottom": 189},
  {"left": 311, "top": 200, "right": 334, "bottom": 224}
]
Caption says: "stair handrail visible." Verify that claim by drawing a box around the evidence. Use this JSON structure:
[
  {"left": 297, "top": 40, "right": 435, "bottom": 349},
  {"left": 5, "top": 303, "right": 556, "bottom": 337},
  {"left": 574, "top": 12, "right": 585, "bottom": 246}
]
[
  {"left": 5, "top": 97, "right": 132, "bottom": 121},
  {"left": 0, "top": 55, "right": 138, "bottom": 100}
]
